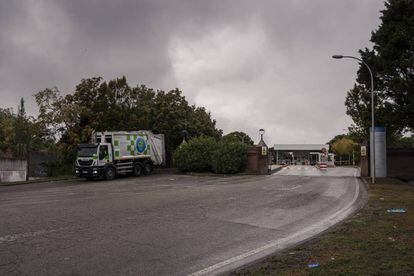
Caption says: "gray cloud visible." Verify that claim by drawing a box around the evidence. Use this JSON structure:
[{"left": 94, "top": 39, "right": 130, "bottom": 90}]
[{"left": 0, "top": 0, "right": 384, "bottom": 143}]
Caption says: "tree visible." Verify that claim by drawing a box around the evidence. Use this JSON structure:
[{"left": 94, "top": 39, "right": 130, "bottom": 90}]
[
  {"left": 17, "top": 98, "right": 25, "bottom": 118},
  {"left": 222, "top": 131, "right": 254, "bottom": 145},
  {"left": 332, "top": 138, "right": 355, "bottom": 156},
  {"left": 151, "top": 89, "right": 197, "bottom": 163},
  {"left": 0, "top": 100, "right": 50, "bottom": 158},
  {"left": 332, "top": 138, "right": 358, "bottom": 165},
  {"left": 345, "top": 0, "right": 414, "bottom": 144},
  {"left": 14, "top": 98, "right": 31, "bottom": 156},
  {"left": 34, "top": 76, "right": 222, "bottom": 164},
  {"left": 389, "top": 135, "right": 414, "bottom": 149},
  {"left": 327, "top": 134, "right": 347, "bottom": 152},
  {"left": 0, "top": 108, "right": 16, "bottom": 157}
]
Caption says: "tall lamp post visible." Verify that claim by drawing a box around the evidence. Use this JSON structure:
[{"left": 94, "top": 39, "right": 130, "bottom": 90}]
[
  {"left": 332, "top": 54, "right": 375, "bottom": 184},
  {"left": 181, "top": 130, "right": 189, "bottom": 144},
  {"left": 259, "top": 128, "right": 265, "bottom": 144},
  {"left": 258, "top": 129, "right": 271, "bottom": 173}
]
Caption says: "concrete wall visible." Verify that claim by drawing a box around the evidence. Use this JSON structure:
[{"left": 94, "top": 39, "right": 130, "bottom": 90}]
[{"left": 0, "top": 158, "right": 27, "bottom": 182}]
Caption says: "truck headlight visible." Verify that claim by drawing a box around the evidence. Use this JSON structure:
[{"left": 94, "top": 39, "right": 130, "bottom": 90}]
[
  {"left": 75, "top": 169, "right": 79, "bottom": 174},
  {"left": 93, "top": 169, "right": 98, "bottom": 174}
]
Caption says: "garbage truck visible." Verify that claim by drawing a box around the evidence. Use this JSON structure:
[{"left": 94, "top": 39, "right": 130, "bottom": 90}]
[{"left": 75, "top": 131, "right": 165, "bottom": 180}]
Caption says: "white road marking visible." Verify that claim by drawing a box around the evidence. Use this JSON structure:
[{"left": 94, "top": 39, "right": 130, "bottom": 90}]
[
  {"left": 0, "top": 228, "right": 61, "bottom": 244},
  {"left": 189, "top": 178, "right": 360, "bottom": 276},
  {"left": 277, "top": 185, "right": 300, "bottom": 191},
  {"left": 0, "top": 199, "right": 64, "bottom": 207}
]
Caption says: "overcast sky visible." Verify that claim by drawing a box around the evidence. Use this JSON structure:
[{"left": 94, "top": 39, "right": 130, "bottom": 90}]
[{"left": 0, "top": 0, "right": 385, "bottom": 144}]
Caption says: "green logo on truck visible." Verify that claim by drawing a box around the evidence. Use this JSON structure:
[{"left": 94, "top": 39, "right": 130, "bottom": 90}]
[{"left": 135, "top": 136, "right": 147, "bottom": 154}]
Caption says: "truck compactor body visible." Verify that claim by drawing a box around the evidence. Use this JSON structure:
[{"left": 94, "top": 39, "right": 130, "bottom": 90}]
[{"left": 75, "top": 131, "right": 165, "bottom": 180}]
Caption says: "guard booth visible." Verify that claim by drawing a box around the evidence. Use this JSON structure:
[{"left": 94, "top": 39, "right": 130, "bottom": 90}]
[
  {"left": 310, "top": 151, "right": 336, "bottom": 167},
  {"left": 274, "top": 144, "right": 331, "bottom": 165}
]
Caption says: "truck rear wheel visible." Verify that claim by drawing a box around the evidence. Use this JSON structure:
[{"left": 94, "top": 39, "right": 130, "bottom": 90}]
[
  {"left": 105, "top": 167, "right": 116, "bottom": 180},
  {"left": 133, "top": 163, "right": 143, "bottom": 176},
  {"left": 143, "top": 162, "right": 153, "bottom": 175}
]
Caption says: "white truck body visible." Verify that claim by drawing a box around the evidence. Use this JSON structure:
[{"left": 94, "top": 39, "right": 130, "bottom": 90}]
[
  {"left": 75, "top": 130, "right": 165, "bottom": 180},
  {"left": 93, "top": 131, "right": 165, "bottom": 165}
]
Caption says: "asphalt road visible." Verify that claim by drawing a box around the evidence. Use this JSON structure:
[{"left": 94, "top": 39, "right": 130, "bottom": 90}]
[
  {"left": 0, "top": 167, "right": 364, "bottom": 275},
  {"left": 274, "top": 165, "right": 360, "bottom": 177}
]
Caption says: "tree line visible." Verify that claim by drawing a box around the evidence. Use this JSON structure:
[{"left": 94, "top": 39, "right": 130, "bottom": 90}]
[
  {"left": 0, "top": 76, "right": 255, "bottom": 169},
  {"left": 33, "top": 76, "right": 225, "bottom": 165},
  {"left": 0, "top": 98, "right": 52, "bottom": 158}
]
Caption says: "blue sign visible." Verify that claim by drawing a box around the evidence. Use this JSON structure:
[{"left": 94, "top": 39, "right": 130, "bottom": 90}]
[
  {"left": 135, "top": 136, "right": 147, "bottom": 154},
  {"left": 370, "top": 126, "right": 386, "bottom": 132}
]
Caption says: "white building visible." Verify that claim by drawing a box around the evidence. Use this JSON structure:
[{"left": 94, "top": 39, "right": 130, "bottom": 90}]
[{"left": 273, "top": 144, "right": 335, "bottom": 166}]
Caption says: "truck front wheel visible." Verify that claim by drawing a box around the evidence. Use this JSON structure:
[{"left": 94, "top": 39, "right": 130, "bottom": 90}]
[
  {"left": 105, "top": 167, "right": 116, "bottom": 180},
  {"left": 143, "top": 162, "right": 153, "bottom": 175}
]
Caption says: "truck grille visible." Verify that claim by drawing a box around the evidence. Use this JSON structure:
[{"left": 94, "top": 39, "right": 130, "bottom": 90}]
[{"left": 78, "top": 159, "right": 93, "bottom": 166}]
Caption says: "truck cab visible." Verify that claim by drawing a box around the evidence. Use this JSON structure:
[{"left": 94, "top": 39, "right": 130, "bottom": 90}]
[{"left": 75, "top": 143, "right": 113, "bottom": 179}]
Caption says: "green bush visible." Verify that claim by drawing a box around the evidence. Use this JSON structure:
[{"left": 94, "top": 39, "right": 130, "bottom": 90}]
[
  {"left": 173, "top": 136, "right": 217, "bottom": 172},
  {"left": 211, "top": 141, "right": 248, "bottom": 174}
]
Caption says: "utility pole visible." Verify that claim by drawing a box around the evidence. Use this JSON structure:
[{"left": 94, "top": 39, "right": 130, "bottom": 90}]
[{"left": 332, "top": 54, "right": 375, "bottom": 183}]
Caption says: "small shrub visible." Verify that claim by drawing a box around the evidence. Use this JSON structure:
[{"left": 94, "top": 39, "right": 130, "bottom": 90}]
[
  {"left": 211, "top": 141, "right": 248, "bottom": 174},
  {"left": 173, "top": 136, "right": 217, "bottom": 172}
]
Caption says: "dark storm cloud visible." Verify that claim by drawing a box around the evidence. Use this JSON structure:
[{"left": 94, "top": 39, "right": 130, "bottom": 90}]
[{"left": 0, "top": 0, "right": 384, "bottom": 143}]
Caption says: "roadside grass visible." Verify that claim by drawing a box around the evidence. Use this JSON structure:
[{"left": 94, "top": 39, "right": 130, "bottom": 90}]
[{"left": 230, "top": 178, "right": 414, "bottom": 275}]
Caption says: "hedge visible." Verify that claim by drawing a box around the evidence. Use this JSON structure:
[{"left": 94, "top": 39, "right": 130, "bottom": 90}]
[
  {"left": 211, "top": 141, "right": 248, "bottom": 174},
  {"left": 172, "top": 136, "right": 217, "bottom": 172},
  {"left": 173, "top": 136, "right": 248, "bottom": 174}
]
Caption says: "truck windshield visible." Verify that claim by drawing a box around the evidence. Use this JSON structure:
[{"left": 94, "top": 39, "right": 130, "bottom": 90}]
[{"left": 77, "top": 146, "right": 98, "bottom": 157}]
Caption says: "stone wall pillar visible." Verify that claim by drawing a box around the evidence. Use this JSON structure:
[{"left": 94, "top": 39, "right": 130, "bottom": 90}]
[{"left": 245, "top": 146, "right": 270, "bottom": 174}]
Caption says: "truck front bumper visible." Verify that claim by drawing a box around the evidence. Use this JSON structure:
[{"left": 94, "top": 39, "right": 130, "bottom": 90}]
[{"left": 75, "top": 166, "right": 105, "bottom": 178}]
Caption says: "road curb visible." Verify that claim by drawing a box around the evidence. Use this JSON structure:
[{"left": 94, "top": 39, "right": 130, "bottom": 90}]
[
  {"left": 0, "top": 177, "right": 77, "bottom": 187},
  {"left": 269, "top": 166, "right": 283, "bottom": 174}
]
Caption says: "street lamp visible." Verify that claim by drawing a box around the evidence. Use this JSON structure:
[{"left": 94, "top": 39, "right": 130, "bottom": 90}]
[
  {"left": 332, "top": 54, "right": 375, "bottom": 183},
  {"left": 258, "top": 128, "right": 271, "bottom": 173},
  {"left": 259, "top": 128, "right": 265, "bottom": 143},
  {"left": 181, "top": 130, "right": 189, "bottom": 144},
  {"left": 237, "top": 132, "right": 248, "bottom": 144}
]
